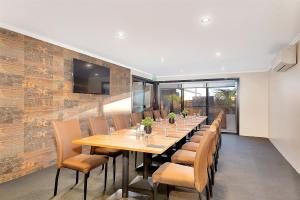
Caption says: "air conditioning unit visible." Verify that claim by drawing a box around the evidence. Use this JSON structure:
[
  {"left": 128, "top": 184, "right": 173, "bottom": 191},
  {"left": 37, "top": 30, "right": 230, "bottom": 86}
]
[{"left": 272, "top": 44, "right": 297, "bottom": 72}]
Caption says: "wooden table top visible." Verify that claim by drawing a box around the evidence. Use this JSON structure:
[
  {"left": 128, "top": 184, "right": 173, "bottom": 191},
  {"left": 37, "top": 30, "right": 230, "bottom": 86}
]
[{"left": 73, "top": 116, "right": 207, "bottom": 154}]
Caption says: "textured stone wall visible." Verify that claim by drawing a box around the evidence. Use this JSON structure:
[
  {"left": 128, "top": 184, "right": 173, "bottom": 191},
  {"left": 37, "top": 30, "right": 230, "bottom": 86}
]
[{"left": 0, "top": 28, "right": 131, "bottom": 183}]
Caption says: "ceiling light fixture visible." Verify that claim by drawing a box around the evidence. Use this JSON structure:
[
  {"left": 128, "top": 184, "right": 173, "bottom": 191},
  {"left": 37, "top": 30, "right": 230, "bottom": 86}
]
[
  {"left": 215, "top": 52, "right": 221, "bottom": 57},
  {"left": 160, "top": 57, "right": 165, "bottom": 63},
  {"left": 116, "top": 31, "right": 127, "bottom": 39},
  {"left": 200, "top": 16, "right": 211, "bottom": 25}
]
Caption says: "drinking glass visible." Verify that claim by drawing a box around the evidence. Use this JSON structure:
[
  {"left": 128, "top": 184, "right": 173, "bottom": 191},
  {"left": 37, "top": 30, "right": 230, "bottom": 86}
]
[{"left": 109, "top": 126, "right": 115, "bottom": 135}]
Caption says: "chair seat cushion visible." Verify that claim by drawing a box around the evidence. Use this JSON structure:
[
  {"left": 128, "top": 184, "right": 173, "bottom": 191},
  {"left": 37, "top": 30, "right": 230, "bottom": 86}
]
[
  {"left": 63, "top": 154, "right": 108, "bottom": 173},
  {"left": 201, "top": 125, "right": 210, "bottom": 128},
  {"left": 181, "top": 142, "right": 199, "bottom": 152},
  {"left": 194, "top": 131, "right": 204, "bottom": 136},
  {"left": 171, "top": 150, "right": 196, "bottom": 165},
  {"left": 152, "top": 162, "right": 195, "bottom": 189},
  {"left": 94, "top": 147, "right": 122, "bottom": 157},
  {"left": 190, "top": 135, "right": 203, "bottom": 143}
]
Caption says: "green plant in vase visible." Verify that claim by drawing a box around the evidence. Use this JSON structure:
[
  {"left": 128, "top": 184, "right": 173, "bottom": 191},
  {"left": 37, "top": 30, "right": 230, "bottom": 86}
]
[
  {"left": 168, "top": 112, "right": 176, "bottom": 124},
  {"left": 141, "top": 117, "right": 154, "bottom": 134},
  {"left": 181, "top": 109, "right": 189, "bottom": 118}
]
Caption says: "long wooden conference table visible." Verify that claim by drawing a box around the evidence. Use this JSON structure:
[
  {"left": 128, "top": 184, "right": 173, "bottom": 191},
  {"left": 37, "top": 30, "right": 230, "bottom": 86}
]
[{"left": 73, "top": 116, "right": 207, "bottom": 198}]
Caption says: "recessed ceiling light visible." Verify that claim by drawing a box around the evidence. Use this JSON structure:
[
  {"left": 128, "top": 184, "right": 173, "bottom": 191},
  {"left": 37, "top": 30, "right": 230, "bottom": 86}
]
[
  {"left": 86, "top": 63, "right": 92, "bottom": 68},
  {"left": 160, "top": 57, "right": 165, "bottom": 63},
  {"left": 116, "top": 31, "right": 127, "bottom": 39},
  {"left": 180, "top": 69, "right": 184, "bottom": 73},
  {"left": 200, "top": 16, "right": 211, "bottom": 25},
  {"left": 221, "top": 66, "right": 225, "bottom": 71},
  {"left": 215, "top": 52, "right": 221, "bottom": 57}
]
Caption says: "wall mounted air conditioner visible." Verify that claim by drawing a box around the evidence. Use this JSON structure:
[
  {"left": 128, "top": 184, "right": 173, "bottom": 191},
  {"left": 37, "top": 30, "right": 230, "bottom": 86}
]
[{"left": 272, "top": 44, "right": 297, "bottom": 72}]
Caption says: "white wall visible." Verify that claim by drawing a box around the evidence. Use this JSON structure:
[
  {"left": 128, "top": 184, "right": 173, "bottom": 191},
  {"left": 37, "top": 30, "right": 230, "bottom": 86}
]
[
  {"left": 157, "top": 71, "right": 269, "bottom": 138},
  {"left": 269, "top": 42, "right": 300, "bottom": 174}
]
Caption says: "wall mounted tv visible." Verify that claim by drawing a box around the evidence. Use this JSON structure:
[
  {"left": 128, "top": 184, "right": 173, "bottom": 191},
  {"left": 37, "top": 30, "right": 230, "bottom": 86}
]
[{"left": 73, "top": 59, "right": 110, "bottom": 95}]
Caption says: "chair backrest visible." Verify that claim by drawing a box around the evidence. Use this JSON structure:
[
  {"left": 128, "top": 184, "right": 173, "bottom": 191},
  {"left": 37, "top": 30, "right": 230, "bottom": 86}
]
[
  {"left": 143, "top": 110, "right": 154, "bottom": 119},
  {"left": 52, "top": 119, "right": 82, "bottom": 168},
  {"left": 160, "top": 110, "right": 168, "bottom": 119},
  {"left": 153, "top": 110, "right": 162, "bottom": 120},
  {"left": 88, "top": 116, "right": 109, "bottom": 135},
  {"left": 187, "top": 108, "right": 201, "bottom": 116},
  {"left": 203, "top": 130, "right": 217, "bottom": 167},
  {"left": 112, "top": 114, "right": 130, "bottom": 130},
  {"left": 209, "top": 123, "right": 218, "bottom": 154},
  {"left": 131, "top": 112, "right": 143, "bottom": 126},
  {"left": 194, "top": 133, "right": 210, "bottom": 192}
]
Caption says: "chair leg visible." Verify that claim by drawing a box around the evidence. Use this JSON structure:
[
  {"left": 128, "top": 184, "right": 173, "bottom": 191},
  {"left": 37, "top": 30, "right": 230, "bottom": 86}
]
[
  {"left": 54, "top": 168, "right": 60, "bottom": 196},
  {"left": 215, "top": 153, "right": 218, "bottom": 172},
  {"left": 166, "top": 184, "right": 170, "bottom": 199},
  {"left": 104, "top": 163, "right": 108, "bottom": 192},
  {"left": 84, "top": 172, "right": 89, "bottom": 200},
  {"left": 153, "top": 183, "right": 159, "bottom": 200},
  {"left": 205, "top": 185, "right": 210, "bottom": 200},
  {"left": 210, "top": 165, "right": 215, "bottom": 185},
  {"left": 134, "top": 152, "right": 137, "bottom": 168},
  {"left": 76, "top": 170, "right": 79, "bottom": 184},
  {"left": 207, "top": 169, "right": 213, "bottom": 197},
  {"left": 113, "top": 157, "right": 116, "bottom": 183},
  {"left": 198, "top": 192, "right": 202, "bottom": 200},
  {"left": 102, "top": 164, "right": 104, "bottom": 171}
]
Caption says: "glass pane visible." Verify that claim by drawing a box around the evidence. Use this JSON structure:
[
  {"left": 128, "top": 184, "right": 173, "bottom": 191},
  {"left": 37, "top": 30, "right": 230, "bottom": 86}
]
[
  {"left": 145, "top": 83, "right": 154, "bottom": 110},
  {"left": 132, "top": 81, "right": 144, "bottom": 112},
  {"left": 159, "top": 84, "right": 182, "bottom": 114},
  {"left": 183, "top": 87, "right": 206, "bottom": 115},
  {"left": 208, "top": 84, "right": 237, "bottom": 133}
]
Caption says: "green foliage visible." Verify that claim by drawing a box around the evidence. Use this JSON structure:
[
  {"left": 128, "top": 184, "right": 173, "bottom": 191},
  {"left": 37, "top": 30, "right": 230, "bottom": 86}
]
[
  {"left": 141, "top": 117, "right": 154, "bottom": 127},
  {"left": 168, "top": 112, "right": 176, "bottom": 119},
  {"left": 215, "top": 89, "right": 236, "bottom": 113},
  {"left": 215, "top": 89, "right": 236, "bottom": 107},
  {"left": 165, "top": 94, "right": 181, "bottom": 112},
  {"left": 166, "top": 94, "right": 181, "bottom": 103},
  {"left": 181, "top": 109, "right": 189, "bottom": 116}
]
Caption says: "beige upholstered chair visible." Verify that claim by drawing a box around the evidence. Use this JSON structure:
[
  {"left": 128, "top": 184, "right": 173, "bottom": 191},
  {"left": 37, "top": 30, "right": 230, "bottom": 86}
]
[
  {"left": 143, "top": 110, "right": 154, "bottom": 119},
  {"left": 152, "top": 134, "right": 211, "bottom": 200},
  {"left": 192, "top": 119, "right": 220, "bottom": 142},
  {"left": 172, "top": 131, "right": 217, "bottom": 197},
  {"left": 52, "top": 119, "right": 109, "bottom": 200},
  {"left": 112, "top": 114, "right": 139, "bottom": 168},
  {"left": 88, "top": 116, "right": 122, "bottom": 183},
  {"left": 131, "top": 112, "right": 143, "bottom": 126},
  {"left": 187, "top": 118, "right": 221, "bottom": 177},
  {"left": 153, "top": 110, "right": 162, "bottom": 120},
  {"left": 111, "top": 114, "right": 131, "bottom": 130}
]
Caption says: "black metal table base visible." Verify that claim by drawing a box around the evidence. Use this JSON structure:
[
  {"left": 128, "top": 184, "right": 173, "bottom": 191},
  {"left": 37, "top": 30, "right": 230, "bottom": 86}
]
[{"left": 128, "top": 176, "right": 154, "bottom": 196}]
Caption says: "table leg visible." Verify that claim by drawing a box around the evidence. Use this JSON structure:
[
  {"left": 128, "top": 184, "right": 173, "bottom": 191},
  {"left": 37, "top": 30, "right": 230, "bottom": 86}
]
[
  {"left": 143, "top": 153, "right": 151, "bottom": 179},
  {"left": 122, "top": 150, "right": 129, "bottom": 198}
]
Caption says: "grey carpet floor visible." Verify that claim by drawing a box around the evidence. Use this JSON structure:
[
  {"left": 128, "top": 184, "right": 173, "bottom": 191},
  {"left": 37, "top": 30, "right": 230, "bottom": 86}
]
[{"left": 0, "top": 134, "right": 300, "bottom": 200}]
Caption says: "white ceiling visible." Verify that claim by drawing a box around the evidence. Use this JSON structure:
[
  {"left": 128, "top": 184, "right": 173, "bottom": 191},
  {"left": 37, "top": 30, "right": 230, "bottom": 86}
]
[{"left": 0, "top": 0, "right": 299, "bottom": 78}]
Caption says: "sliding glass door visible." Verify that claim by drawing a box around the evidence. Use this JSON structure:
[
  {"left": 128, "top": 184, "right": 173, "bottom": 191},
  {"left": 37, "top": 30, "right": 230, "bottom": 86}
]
[
  {"left": 159, "top": 84, "right": 182, "bottom": 114},
  {"left": 132, "top": 76, "right": 155, "bottom": 113},
  {"left": 158, "top": 79, "right": 239, "bottom": 134},
  {"left": 132, "top": 81, "right": 145, "bottom": 113},
  {"left": 183, "top": 82, "right": 207, "bottom": 116},
  {"left": 207, "top": 81, "right": 238, "bottom": 133}
]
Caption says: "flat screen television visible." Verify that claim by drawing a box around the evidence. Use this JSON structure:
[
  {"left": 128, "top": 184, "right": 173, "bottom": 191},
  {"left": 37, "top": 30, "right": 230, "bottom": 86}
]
[{"left": 73, "top": 59, "right": 110, "bottom": 95}]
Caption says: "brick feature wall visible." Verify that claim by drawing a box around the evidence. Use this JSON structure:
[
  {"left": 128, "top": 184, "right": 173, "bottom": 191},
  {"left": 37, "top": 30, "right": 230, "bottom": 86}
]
[{"left": 0, "top": 28, "right": 131, "bottom": 183}]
